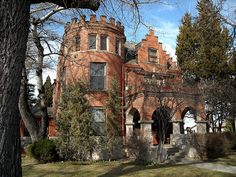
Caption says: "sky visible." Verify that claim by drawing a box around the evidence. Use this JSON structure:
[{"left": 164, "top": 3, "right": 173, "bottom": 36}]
[
  {"left": 125, "top": 0, "right": 235, "bottom": 61},
  {"left": 128, "top": 0, "right": 199, "bottom": 60},
  {"left": 29, "top": 0, "right": 236, "bottom": 91}
]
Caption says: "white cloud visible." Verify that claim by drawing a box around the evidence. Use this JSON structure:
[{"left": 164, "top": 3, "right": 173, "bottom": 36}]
[
  {"left": 154, "top": 3, "right": 177, "bottom": 12},
  {"left": 28, "top": 68, "right": 57, "bottom": 96},
  {"left": 151, "top": 19, "right": 179, "bottom": 61}
]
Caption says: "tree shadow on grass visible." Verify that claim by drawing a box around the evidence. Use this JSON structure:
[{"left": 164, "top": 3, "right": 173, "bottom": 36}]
[{"left": 98, "top": 160, "right": 205, "bottom": 177}]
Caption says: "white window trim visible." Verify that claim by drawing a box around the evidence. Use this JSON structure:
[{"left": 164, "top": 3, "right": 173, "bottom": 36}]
[{"left": 88, "top": 33, "right": 97, "bottom": 50}]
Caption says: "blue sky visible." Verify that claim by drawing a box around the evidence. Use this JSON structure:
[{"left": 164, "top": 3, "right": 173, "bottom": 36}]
[
  {"left": 36, "top": 0, "right": 235, "bottom": 85},
  {"left": 124, "top": 0, "right": 235, "bottom": 60},
  {"left": 124, "top": 0, "right": 198, "bottom": 60}
]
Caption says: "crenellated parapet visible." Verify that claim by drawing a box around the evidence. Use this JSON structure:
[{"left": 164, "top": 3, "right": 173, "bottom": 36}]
[{"left": 65, "top": 15, "right": 124, "bottom": 34}]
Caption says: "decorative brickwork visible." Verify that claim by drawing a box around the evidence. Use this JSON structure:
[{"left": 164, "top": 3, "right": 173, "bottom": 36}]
[
  {"left": 52, "top": 16, "right": 207, "bottom": 147},
  {"left": 53, "top": 15, "right": 125, "bottom": 114}
]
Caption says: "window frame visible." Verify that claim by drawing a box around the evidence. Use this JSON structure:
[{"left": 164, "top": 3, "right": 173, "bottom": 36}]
[
  {"left": 148, "top": 48, "right": 158, "bottom": 63},
  {"left": 90, "top": 107, "right": 106, "bottom": 136},
  {"left": 88, "top": 34, "right": 97, "bottom": 50},
  {"left": 75, "top": 36, "right": 80, "bottom": 51},
  {"left": 100, "top": 34, "right": 108, "bottom": 51},
  {"left": 115, "top": 38, "right": 121, "bottom": 55},
  {"left": 89, "top": 62, "right": 106, "bottom": 91}
]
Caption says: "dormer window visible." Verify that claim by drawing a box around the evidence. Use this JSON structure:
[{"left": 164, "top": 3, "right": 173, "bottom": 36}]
[
  {"left": 100, "top": 34, "right": 108, "bottom": 50},
  {"left": 148, "top": 48, "right": 158, "bottom": 63},
  {"left": 89, "top": 34, "right": 97, "bottom": 49}
]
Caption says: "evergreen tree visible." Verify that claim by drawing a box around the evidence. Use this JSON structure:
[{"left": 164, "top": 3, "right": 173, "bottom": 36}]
[
  {"left": 176, "top": 0, "right": 231, "bottom": 80},
  {"left": 106, "top": 78, "right": 122, "bottom": 135},
  {"left": 195, "top": 0, "right": 231, "bottom": 79},
  {"left": 176, "top": 12, "right": 197, "bottom": 72},
  {"left": 176, "top": 0, "right": 236, "bottom": 132},
  {"left": 55, "top": 82, "right": 95, "bottom": 160},
  {"left": 43, "top": 75, "right": 53, "bottom": 107},
  {"left": 103, "top": 78, "right": 123, "bottom": 160}
]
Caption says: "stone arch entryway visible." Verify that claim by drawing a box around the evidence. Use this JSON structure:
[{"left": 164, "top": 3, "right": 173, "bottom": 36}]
[
  {"left": 152, "top": 107, "right": 172, "bottom": 145},
  {"left": 182, "top": 107, "right": 197, "bottom": 134},
  {"left": 126, "top": 108, "right": 140, "bottom": 137},
  {"left": 132, "top": 109, "right": 140, "bottom": 132}
]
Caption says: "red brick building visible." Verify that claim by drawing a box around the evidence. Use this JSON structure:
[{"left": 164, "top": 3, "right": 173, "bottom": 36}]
[{"left": 53, "top": 15, "right": 208, "bottom": 147}]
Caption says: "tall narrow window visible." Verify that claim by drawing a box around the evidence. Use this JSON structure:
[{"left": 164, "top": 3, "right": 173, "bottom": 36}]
[
  {"left": 148, "top": 48, "right": 158, "bottom": 63},
  {"left": 61, "top": 66, "right": 66, "bottom": 89},
  {"left": 115, "top": 38, "right": 120, "bottom": 55},
  {"left": 90, "top": 63, "right": 106, "bottom": 90},
  {"left": 100, "top": 34, "right": 108, "bottom": 50},
  {"left": 89, "top": 34, "right": 97, "bottom": 49},
  {"left": 91, "top": 108, "right": 105, "bottom": 135},
  {"left": 75, "top": 36, "right": 80, "bottom": 51}
]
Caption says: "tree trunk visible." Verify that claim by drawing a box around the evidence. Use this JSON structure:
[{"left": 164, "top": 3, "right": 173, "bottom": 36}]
[
  {"left": 0, "top": 0, "right": 30, "bottom": 176},
  {"left": 19, "top": 67, "right": 40, "bottom": 142},
  {"left": 32, "top": 23, "right": 49, "bottom": 139}
]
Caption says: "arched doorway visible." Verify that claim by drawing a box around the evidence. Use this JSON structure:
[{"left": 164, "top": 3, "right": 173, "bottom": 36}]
[
  {"left": 152, "top": 107, "right": 172, "bottom": 145},
  {"left": 127, "top": 108, "right": 140, "bottom": 136},
  {"left": 133, "top": 109, "right": 140, "bottom": 132},
  {"left": 182, "top": 107, "right": 197, "bottom": 134}
]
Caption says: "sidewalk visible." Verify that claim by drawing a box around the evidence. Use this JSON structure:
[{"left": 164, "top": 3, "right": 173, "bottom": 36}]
[{"left": 191, "top": 163, "right": 236, "bottom": 174}]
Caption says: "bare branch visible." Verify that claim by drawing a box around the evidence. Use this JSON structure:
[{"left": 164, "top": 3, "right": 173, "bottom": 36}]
[
  {"left": 33, "top": 6, "right": 65, "bottom": 25},
  {"left": 30, "top": 0, "right": 100, "bottom": 11}
]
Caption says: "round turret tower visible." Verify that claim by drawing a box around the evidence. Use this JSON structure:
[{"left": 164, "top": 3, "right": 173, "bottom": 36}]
[{"left": 54, "top": 15, "right": 125, "bottom": 115}]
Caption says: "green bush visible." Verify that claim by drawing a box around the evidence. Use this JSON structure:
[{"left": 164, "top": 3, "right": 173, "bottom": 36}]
[{"left": 28, "top": 139, "right": 59, "bottom": 163}]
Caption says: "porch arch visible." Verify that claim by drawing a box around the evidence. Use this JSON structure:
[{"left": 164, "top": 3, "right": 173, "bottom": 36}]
[
  {"left": 151, "top": 107, "right": 172, "bottom": 145},
  {"left": 181, "top": 107, "right": 200, "bottom": 134},
  {"left": 126, "top": 107, "right": 141, "bottom": 137}
]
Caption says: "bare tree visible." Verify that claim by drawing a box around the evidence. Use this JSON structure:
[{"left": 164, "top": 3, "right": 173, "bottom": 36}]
[
  {"left": 20, "top": 0, "right": 174, "bottom": 142},
  {"left": 202, "top": 79, "right": 236, "bottom": 132},
  {"left": 0, "top": 1, "right": 99, "bottom": 176},
  {"left": 0, "top": 0, "right": 176, "bottom": 175},
  {"left": 19, "top": 4, "right": 67, "bottom": 142},
  {"left": 142, "top": 73, "right": 185, "bottom": 162}
]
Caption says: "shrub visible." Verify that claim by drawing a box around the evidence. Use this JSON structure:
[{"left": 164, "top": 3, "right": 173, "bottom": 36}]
[
  {"left": 28, "top": 139, "right": 59, "bottom": 163},
  {"left": 191, "top": 133, "right": 236, "bottom": 159},
  {"left": 55, "top": 82, "right": 95, "bottom": 161},
  {"left": 206, "top": 134, "right": 230, "bottom": 158},
  {"left": 126, "top": 130, "right": 150, "bottom": 162},
  {"left": 224, "top": 132, "right": 236, "bottom": 150}
]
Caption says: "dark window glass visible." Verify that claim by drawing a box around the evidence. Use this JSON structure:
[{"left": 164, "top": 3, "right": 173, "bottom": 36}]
[
  {"left": 148, "top": 48, "right": 158, "bottom": 63},
  {"left": 91, "top": 108, "right": 105, "bottom": 135},
  {"left": 89, "top": 34, "right": 96, "bottom": 49},
  {"left": 75, "top": 36, "right": 80, "bottom": 51},
  {"left": 115, "top": 38, "right": 120, "bottom": 55},
  {"left": 90, "top": 63, "right": 106, "bottom": 90},
  {"left": 100, "top": 35, "right": 107, "bottom": 50}
]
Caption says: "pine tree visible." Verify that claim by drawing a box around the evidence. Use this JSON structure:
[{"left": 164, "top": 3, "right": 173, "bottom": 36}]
[
  {"left": 195, "top": 0, "right": 231, "bottom": 79},
  {"left": 176, "top": 0, "right": 236, "bottom": 132},
  {"left": 176, "top": 12, "right": 197, "bottom": 72},
  {"left": 106, "top": 78, "right": 122, "bottom": 135},
  {"left": 176, "top": 0, "right": 231, "bottom": 80},
  {"left": 55, "top": 82, "right": 95, "bottom": 160},
  {"left": 103, "top": 78, "right": 123, "bottom": 160},
  {"left": 43, "top": 75, "right": 53, "bottom": 107}
]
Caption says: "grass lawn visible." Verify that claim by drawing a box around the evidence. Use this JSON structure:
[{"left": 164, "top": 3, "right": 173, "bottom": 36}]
[
  {"left": 22, "top": 156, "right": 235, "bottom": 177},
  {"left": 210, "top": 152, "right": 236, "bottom": 166}
]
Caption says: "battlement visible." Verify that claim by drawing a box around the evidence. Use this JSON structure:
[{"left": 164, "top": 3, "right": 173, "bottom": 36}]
[{"left": 65, "top": 15, "right": 124, "bottom": 33}]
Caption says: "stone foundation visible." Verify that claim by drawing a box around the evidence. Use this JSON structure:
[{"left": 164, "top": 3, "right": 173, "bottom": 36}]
[{"left": 170, "top": 134, "right": 192, "bottom": 148}]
